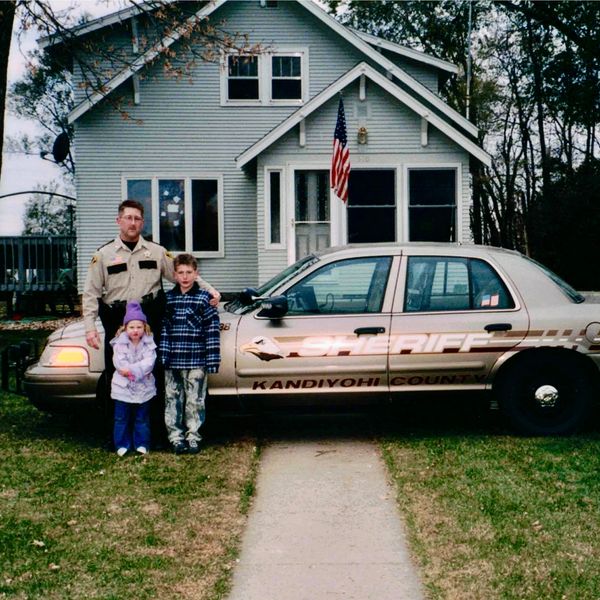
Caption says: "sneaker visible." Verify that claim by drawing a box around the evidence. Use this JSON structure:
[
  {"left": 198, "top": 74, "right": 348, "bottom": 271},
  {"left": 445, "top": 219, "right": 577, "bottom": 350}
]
[
  {"left": 187, "top": 440, "right": 201, "bottom": 455},
  {"left": 136, "top": 446, "right": 148, "bottom": 455},
  {"left": 173, "top": 441, "right": 187, "bottom": 455},
  {"left": 116, "top": 447, "right": 128, "bottom": 457}
]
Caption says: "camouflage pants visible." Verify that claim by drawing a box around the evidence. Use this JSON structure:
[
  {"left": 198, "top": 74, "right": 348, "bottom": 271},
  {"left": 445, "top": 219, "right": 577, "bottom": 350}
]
[{"left": 164, "top": 368, "right": 207, "bottom": 444}]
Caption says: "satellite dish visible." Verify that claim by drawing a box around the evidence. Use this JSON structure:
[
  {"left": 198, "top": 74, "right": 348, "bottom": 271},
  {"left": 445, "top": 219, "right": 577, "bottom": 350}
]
[{"left": 52, "top": 132, "right": 70, "bottom": 163}]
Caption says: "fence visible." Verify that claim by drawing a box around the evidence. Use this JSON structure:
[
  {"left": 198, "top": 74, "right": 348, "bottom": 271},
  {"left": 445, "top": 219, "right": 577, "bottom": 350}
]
[{"left": 0, "top": 236, "right": 77, "bottom": 316}]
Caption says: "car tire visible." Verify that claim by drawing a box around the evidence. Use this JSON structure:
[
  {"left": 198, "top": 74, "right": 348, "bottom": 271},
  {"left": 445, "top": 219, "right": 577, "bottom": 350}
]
[{"left": 496, "top": 352, "right": 595, "bottom": 435}]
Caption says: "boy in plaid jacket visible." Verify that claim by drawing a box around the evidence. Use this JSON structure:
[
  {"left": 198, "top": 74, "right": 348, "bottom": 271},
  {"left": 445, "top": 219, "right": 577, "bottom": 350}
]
[{"left": 159, "top": 254, "right": 220, "bottom": 454}]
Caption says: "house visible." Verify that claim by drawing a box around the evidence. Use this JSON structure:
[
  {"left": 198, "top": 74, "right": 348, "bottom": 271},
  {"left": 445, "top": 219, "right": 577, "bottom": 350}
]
[{"left": 41, "top": 0, "right": 491, "bottom": 293}]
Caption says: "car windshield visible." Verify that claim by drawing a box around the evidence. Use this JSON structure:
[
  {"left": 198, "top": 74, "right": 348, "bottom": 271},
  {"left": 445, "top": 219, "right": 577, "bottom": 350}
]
[
  {"left": 224, "top": 254, "right": 320, "bottom": 314},
  {"left": 524, "top": 256, "right": 585, "bottom": 303}
]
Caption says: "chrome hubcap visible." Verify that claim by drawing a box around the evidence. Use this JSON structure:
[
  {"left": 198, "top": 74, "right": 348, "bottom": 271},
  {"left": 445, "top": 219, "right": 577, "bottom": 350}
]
[{"left": 534, "top": 384, "right": 559, "bottom": 408}]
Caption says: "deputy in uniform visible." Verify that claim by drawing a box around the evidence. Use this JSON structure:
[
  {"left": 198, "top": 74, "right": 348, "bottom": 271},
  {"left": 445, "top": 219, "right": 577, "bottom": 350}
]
[{"left": 83, "top": 199, "right": 220, "bottom": 440}]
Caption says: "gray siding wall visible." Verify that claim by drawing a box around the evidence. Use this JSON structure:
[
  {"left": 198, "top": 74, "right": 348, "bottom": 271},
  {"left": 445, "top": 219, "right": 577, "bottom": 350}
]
[{"left": 74, "top": 0, "right": 472, "bottom": 293}]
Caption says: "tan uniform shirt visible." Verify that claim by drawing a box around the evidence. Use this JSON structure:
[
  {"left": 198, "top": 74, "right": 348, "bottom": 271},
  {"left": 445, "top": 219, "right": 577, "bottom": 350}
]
[{"left": 83, "top": 236, "right": 215, "bottom": 332}]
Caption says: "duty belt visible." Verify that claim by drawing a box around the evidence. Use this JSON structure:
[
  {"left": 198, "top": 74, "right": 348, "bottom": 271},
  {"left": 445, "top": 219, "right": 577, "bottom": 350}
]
[{"left": 106, "top": 292, "right": 155, "bottom": 309}]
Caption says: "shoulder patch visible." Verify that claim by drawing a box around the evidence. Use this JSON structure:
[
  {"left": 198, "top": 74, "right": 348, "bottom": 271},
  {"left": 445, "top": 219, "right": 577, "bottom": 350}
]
[
  {"left": 90, "top": 255, "right": 98, "bottom": 265},
  {"left": 165, "top": 250, "right": 174, "bottom": 259}
]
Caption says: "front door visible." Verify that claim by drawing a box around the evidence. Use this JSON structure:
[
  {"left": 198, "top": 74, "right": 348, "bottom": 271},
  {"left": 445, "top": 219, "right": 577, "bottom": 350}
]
[{"left": 293, "top": 170, "right": 330, "bottom": 260}]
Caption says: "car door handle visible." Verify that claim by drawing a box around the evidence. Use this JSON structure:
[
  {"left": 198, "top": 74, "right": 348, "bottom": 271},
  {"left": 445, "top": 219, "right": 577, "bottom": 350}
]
[
  {"left": 484, "top": 323, "right": 512, "bottom": 332},
  {"left": 354, "top": 327, "right": 386, "bottom": 336}
]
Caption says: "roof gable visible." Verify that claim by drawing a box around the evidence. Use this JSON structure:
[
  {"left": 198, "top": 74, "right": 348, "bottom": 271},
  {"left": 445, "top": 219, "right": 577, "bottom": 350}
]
[
  {"left": 235, "top": 62, "right": 491, "bottom": 167},
  {"left": 61, "top": 0, "right": 478, "bottom": 139}
]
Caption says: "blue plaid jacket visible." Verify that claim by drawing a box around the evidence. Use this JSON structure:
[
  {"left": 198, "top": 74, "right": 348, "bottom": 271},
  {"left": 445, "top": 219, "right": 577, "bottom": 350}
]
[{"left": 159, "top": 282, "right": 221, "bottom": 372}]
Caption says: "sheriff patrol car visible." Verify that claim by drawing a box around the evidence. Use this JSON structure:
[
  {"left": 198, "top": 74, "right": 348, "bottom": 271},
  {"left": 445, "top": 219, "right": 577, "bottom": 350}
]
[{"left": 24, "top": 243, "right": 600, "bottom": 435}]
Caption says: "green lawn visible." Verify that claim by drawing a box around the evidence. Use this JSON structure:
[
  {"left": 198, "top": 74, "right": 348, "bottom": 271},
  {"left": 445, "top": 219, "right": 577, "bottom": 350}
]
[
  {"left": 0, "top": 392, "right": 259, "bottom": 600},
  {"left": 379, "top": 399, "right": 600, "bottom": 599}
]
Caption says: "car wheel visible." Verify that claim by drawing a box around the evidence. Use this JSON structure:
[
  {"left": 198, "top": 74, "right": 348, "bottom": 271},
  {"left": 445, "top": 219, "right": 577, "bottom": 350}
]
[{"left": 496, "top": 353, "right": 595, "bottom": 435}]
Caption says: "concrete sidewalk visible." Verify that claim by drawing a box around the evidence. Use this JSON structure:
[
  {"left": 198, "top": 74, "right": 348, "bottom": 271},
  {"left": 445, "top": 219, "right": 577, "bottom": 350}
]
[{"left": 227, "top": 439, "right": 424, "bottom": 600}]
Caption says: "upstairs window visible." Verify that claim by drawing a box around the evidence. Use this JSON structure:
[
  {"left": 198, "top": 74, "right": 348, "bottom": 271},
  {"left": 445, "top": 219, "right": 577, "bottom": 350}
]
[
  {"left": 222, "top": 49, "right": 307, "bottom": 105},
  {"left": 271, "top": 55, "right": 302, "bottom": 100},
  {"left": 227, "top": 55, "right": 259, "bottom": 100}
]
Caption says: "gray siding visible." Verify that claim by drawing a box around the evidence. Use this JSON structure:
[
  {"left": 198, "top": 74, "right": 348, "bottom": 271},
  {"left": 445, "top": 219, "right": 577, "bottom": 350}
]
[{"left": 74, "top": 0, "right": 474, "bottom": 293}]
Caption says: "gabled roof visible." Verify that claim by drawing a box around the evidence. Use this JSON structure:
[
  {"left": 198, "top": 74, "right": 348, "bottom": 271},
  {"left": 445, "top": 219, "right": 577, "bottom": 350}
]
[
  {"left": 350, "top": 29, "right": 458, "bottom": 76},
  {"left": 236, "top": 62, "right": 491, "bottom": 168},
  {"left": 61, "top": 0, "right": 477, "bottom": 140}
]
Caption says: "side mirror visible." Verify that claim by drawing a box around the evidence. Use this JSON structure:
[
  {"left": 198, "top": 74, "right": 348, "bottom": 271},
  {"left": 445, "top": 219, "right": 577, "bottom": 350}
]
[
  {"left": 239, "top": 287, "right": 259, "bottom": 305},
  {"left": 257, "top": 295, "right": 288, "bottom": 319}
]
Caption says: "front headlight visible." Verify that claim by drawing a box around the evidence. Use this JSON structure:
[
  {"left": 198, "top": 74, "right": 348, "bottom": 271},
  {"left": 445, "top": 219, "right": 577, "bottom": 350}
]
[{"left": 39, "top": 345, "right": 90, "bottom": 367}]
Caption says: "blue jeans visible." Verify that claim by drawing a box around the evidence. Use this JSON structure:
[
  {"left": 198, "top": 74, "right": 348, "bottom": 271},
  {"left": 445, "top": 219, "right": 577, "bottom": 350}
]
[{"left": 113, "top": 399, "right": 151, "bottom": 450}]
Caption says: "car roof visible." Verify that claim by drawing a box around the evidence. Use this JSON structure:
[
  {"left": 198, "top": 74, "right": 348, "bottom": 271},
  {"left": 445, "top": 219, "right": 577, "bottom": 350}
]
[{"left": 317, "top": 242, "right": 522, "bottom": 260}]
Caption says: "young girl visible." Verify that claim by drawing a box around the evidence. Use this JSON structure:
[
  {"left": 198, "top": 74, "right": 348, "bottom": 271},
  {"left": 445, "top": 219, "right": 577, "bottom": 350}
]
[{"left": 110, "top": 301, "right": 156, "bottom": 456}]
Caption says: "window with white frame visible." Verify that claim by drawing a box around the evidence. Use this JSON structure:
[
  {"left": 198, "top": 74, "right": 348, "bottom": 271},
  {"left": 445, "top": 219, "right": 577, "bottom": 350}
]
[
  {"left": 223, "top": 50, "right": 307, "bottom": 104},
  {"left": 408, "top": 168, "right": 457, "bottom": 242},
  {"left": 227, "top": 55, "right": 259, "bottom": 100},
  {"left": 266, "top": 169, "right": 284, "bottom": 247},
  {"left": 126, "top": 176, "right": 222, "bottom": 256}
]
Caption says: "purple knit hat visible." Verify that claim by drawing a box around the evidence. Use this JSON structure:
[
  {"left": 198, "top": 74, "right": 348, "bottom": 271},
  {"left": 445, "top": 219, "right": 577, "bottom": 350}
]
[{"left": 123, "top": 301, "right": 147, "bottom": 325}]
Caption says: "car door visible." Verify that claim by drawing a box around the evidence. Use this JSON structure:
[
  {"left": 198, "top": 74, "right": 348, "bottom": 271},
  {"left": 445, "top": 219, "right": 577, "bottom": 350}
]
[
  {"left": 388, "top": 253, "right": 529, "bottom": 392},
  {"left": 235, "top": 254, "right": 398, "bottom": 400}
]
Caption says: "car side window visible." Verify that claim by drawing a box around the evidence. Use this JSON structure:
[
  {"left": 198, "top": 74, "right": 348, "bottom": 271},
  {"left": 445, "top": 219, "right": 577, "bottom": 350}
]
[
  {"left": 405, "top": 256, "right": 514, "bottom": 312},
  {"left": 285, "top": 256, "right": 392, "bottom": 315}
]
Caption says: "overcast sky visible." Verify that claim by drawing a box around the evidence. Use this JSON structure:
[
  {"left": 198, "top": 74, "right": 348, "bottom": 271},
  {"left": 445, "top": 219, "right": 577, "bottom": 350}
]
[{"left": 0, "top": 1, "right": 114, "bottom": 235}]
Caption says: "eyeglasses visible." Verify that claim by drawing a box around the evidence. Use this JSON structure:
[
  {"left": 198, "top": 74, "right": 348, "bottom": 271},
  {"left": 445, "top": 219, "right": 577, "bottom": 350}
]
[{"left": 120, "top": 215, "right": 143, "bottom": 222}]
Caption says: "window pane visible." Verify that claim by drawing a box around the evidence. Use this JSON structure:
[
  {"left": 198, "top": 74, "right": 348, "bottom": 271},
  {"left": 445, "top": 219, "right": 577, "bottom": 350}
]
[
  {"left": 285, "top": 256, "right": 391, "bottom": 315},
  {"left": 348, "top": 170, "right": 395, "bottom": 206},
  {"left": 228, "top": 55, "right": 259, "bottom": 100},
  {"left": 127, "top": 179, "right": 153, "bottom": 240},
  {"left": 409, "top": 169, "right": 456, "bottom": 206},
  {"left": 348, "top": 207, "right": 395, "bottom": 243},
  {"left": 159, "top": 179, "right": 185, "bottom": 251},
  {"left": 229, "top": 79, "right": 259, "bottom": 100},
  {"left": 228, "top": 55, "right": 257, "bottom": 77},
  {"left": 409, "top": 207, "right": 455, "bottom": 242},
  {"left": 272, "top": 56, "right": 300, "bottom": 77},
  {"left": 272, "top": 79, "right": 302, "bottom": 100},
  {"left": 471, "top": 259, "right": 514, "bottom": 309},
  {"left": 405, "top": 256, "right": 470, "bottom": 312},
  {"left": 192, "top": 180, "right": 219, "bottom": 252},
  {"left": 269, "top": 171, "right": 281, "bottom": 244}
]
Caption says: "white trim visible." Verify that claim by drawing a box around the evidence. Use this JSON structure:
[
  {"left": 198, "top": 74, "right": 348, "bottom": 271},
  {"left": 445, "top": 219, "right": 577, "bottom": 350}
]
[
  {"left": 39, "top": 1, "right": 176, "bottom": 48},
  {"left": 220, "top": 47, "right": 309, "bottom": 106},
  {"left": 122, "top": 173, "right": 225, "bottom": 258},
  {"left": 236, "top": 62, "right": 491, "bottom": 168},
  {"left": 264, "top": 167, "right": 286, "bottom": 250},
  {"left": 402, "top": 163, "right": 463, "bottom": 243},
  {"left": 67, "top": 0, "right": 227, "bottom": 124},
  {"left": 349, "top": 29, "right": 458, "bottom": 75}
]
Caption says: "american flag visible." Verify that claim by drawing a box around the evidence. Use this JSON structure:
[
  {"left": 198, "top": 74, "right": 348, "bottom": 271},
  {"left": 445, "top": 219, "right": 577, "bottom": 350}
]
[{"left": 331, "top": 96, "right": 350, "bottom": 203}]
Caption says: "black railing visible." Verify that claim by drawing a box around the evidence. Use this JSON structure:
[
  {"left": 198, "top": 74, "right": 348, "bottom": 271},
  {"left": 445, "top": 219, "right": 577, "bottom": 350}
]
[{"left": 0, "top": 235, "right": 76, "bottom": 293}]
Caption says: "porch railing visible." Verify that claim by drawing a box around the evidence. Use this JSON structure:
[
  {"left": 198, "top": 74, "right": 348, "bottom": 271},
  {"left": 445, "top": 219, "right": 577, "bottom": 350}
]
[{"left": 0, "top": 236, "right": 76, "bottom": 293}]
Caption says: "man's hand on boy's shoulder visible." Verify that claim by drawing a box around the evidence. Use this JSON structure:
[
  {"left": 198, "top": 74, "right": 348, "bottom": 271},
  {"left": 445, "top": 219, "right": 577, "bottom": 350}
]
[{"left": 209, "top": 290, "right": 221, "bottom": 307}]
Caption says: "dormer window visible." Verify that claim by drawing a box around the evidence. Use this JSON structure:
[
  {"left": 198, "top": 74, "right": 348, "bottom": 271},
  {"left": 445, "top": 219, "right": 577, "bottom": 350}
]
[{"left": 222, "top": 48, "right": 308, "bottom": 105}]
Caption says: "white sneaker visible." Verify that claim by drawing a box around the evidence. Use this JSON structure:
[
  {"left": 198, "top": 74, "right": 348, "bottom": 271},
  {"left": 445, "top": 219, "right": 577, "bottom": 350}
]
[
  {"left": 136, "top": 446, "right": 148, "bottom": 455},
  {"left": 116, "top": 447, "right": 128, "bottom": 457}
]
